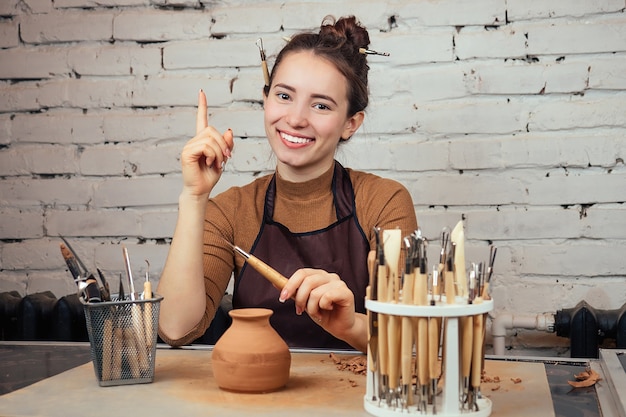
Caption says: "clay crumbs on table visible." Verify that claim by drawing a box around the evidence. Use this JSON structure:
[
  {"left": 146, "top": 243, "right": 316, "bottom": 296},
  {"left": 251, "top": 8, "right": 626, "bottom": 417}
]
[{"left": 328, "top": 352, "right": 367, "bottom": 375}]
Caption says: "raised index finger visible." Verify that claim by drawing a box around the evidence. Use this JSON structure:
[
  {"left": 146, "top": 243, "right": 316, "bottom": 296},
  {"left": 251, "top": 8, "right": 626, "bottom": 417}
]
[{"left": 196, "top": 89, "right": 208, "bottom": 135}]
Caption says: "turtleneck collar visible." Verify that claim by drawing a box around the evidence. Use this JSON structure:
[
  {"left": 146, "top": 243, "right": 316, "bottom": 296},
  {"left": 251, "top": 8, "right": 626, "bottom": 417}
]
[{"left": 275, "top": 161, "right": 335, "bottom": 201}]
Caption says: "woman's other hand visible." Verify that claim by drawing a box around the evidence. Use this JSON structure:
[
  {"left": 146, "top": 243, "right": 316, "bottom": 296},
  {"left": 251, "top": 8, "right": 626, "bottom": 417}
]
[{"left": 180, "top": 89, "right": 234, "bottom": 198}]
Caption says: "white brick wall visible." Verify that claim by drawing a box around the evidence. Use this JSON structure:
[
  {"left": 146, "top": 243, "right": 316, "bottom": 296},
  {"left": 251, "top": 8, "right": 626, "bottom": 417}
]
[{"left": 1, "top": 0, "right": 625, "bottom": 354}]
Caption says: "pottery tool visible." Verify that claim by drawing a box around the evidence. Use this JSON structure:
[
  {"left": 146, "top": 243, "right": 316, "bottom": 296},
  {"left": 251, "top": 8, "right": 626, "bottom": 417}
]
[
  {"left": 359, "top": 47, "right": 390, "bottom": 56},
  {"left": 60, "top": 236, "right": 110, "bottom": 300},
  {"left": 366, "top": 249, "right": 378, "bottom": 401},
  {"left": 374, "top": 228, "right": 390, "bottom": 403},
  {"left": 460, "top": 314, "right": 473, "bottom": 409},
  {"left": 96, "top": 268, "right": 111, "bottom": 302},
  {"left": 470, "top": 307, "right": 484, "bottom": 411},
  {"left": 226, "top": 241, "right": 289, "bottom": 290},
  {"left": 451, "top": 220, "right": 468, "bottom": 298},
  {"left": 400, "top": 237, "right": 415, "bottom": 409},
  {"left": 383, "top": 228, "right": 402, "bottom": 405},
  {"left": 412, "top": 231, "right": 429, "bottom": 411},
  {"left": 122, "top": 245, "right": 136, "bottom": 300},
  {"left": 482, "top": 245, "right": 498, "bottom": 300},
  {"left": 143, "top": 260, "right": 154, "bottom": 353},
  {"left": 256, "top": 38, "right": 270, "bottom": 88},
  {"left": 59, "top": 241, "right": 102, "bottom": 303},
  {"left": 445, "top": 243, "right": 456, "bottom": 304},
  {"left": 121, "top": 246, "right": 149, "bottom": 371}
]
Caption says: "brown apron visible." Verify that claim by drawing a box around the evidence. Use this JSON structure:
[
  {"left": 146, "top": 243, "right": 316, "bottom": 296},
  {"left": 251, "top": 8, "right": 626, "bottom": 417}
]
[{"left": 233, "top": 161, "right": 370, "bottom": 349}]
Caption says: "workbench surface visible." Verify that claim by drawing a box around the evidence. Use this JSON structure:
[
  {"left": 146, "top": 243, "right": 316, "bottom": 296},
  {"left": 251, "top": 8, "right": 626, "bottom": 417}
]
[{"left": 0, "top": 344, "right": 598, "bottom": 417}]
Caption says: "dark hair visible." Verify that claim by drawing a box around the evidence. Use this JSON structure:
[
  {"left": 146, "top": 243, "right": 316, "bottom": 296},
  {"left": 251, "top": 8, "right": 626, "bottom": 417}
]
[{"left": 264, "top": 15, "right": 370, "bottom": 117}]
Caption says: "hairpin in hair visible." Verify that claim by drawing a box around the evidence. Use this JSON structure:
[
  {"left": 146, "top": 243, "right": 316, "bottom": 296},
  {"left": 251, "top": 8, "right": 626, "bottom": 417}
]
[
  {"left": 256, "top": 38, "right": 270, "bottom": 87},
  {"left": 359, "top": 47, "right": 390, "bottom": 57}
]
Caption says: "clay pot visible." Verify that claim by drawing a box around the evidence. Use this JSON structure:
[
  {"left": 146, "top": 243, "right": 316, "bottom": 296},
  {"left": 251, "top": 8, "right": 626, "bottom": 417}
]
[{"left": 211, "top": 308, "right": 291, "bottom": 393}]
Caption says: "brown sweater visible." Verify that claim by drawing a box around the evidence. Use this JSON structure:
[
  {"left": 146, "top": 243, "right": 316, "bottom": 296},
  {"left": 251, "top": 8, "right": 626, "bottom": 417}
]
[{"left": 160, "top": 163, "right": 418, "bottom": 346}]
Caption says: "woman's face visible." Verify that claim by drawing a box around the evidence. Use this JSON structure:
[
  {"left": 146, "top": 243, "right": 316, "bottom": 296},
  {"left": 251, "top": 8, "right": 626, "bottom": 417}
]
[{"left": 263, "top": 50, "right": 364, "bottom": 182}]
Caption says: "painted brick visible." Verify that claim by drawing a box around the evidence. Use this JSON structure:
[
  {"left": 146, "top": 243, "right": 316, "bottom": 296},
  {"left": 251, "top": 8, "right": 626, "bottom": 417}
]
[
  {"left": 128, "top": 142, "right": 182, "bottom": 176},
  {"left": 210, "top": 4, "right": 283, "bottom": 35},
  {"left": 141, "top": 210, "right": 178, "bottom": 239},
  {"left": 11, "top": 111, "right": 105, "bottom": 145},
  {"left": 395, "top": 0, "right": 506, "bottom": 26},
  {"left": 113, "top": 10, "right": 211, "bottom": 42},
  {"left": 417, "top": 98, "right": 528, "bottom": 135},
  {"left": 0, "top": 178, "right": 94, "bottom": 207},
  {"left": 102, "top": 109, "right": 192, "bottom": 142},
  {"left": 449, "top": 131, "right": 626, "bottom": 170},
  {"left": 526, "top": 171, "right": 626, "bottom": 205},
  {"left": 0, "top": 1, "right": 19, "bottom": 16},
  {"left": 0, "top": 208, "right": 45, "bottom": 239},
  {"left": 93, "top": 177, "right": 181, "bottom": 208},
  {"left": 208, "top": 107, "right": 265, "bottom": 138},
  {"left": 455, "top": 25, "right": 527, "bottom": 60},
  {"left": 78, "top": 145, "right": 129, "bottom": 176},
  {"left": 2, "top": 239, "right": 68, "bottom": 270},
  {"left": 0, "top": 115, "right": 11, "bottom": 146},
  {"left": 519, "top": 243, "right": 626, "bottom": 275},
  {"left": 404, "top": 173, "right": 528, "bottom": 206},
  {"left": 0, "top": 20, "right": 19, "bottom": 48},
  {"left": 21, "top": 0, "right": 53, "bottom": 14},
  {"left": 20, "top": 11, "right": 114, "bottom": 44},
  {"left": 588, "top": 55, "right": 626, "bottom": 90},
  {"left": 507, "top": 0, "right": 625, "bottom": 20},
  {"left": 55, "top": 0, "right": 150, "bottom": 7},
  {"left": 528, "top": 93, "right": 626, "bottom": 131},
  {"left": 376, "top": 31, "right": 454, "bottom": 65},
  {"left": 466, "top": 207, "right": 582, "bottom": 240},
  {"left": 46, "top": 208, "right": 143, "bottom": 237},
  {"left": 6, "top": 145, "right": 78, "bottom": 175},
  {"left": 0, "top": 47, "right": 70, "bottom": 79},
  {"left": 68, "top": 44, "right": 162, "bottom": 76},
  {"left": 0, "top": 82, "right": 45, "bottom": 112},
  {"left": 163, "top": 38, "right": 260, "bottom": 70},
  {"left": 464, "top": 60, "right": 589, "bottom": 95},
  {"left": 523, "top": 16, "right": 626, "bottom": 55}
]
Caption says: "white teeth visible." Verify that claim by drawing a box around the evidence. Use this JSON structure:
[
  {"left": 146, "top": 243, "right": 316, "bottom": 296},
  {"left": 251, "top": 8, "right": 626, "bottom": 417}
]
[{"left": 281, "top": 132, "right": 312, "bottom": 144}]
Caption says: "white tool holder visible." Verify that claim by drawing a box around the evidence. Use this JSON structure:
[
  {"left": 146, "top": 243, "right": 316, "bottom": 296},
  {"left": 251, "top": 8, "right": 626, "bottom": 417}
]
[{"left": 364, "top": 297, "right": 494, "bottom": 417}]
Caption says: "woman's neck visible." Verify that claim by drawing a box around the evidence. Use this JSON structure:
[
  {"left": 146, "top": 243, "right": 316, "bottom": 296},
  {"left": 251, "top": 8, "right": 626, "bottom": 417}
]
[{"left": 275, "top": 159, "right": 336, "bottom": 183}]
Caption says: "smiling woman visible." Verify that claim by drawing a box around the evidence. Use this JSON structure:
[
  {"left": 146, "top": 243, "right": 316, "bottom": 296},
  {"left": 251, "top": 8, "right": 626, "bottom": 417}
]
[{"left": 156, "top": 15, "right": 418, "bottom": 353}]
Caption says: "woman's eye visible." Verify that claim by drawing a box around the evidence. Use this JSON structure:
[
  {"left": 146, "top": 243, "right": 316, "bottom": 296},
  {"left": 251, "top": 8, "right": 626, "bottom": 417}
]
[
  {"left": 314, "top": 103, "right": 330, "bottom": 111},
  {"left": 277, "top": 92, "right": 290, "bottom": 101}
]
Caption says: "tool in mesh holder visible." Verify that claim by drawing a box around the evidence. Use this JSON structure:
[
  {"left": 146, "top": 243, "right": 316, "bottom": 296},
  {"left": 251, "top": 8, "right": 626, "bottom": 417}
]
[{"left": 82, "top": 294, "right": 163, "bottom": 386}]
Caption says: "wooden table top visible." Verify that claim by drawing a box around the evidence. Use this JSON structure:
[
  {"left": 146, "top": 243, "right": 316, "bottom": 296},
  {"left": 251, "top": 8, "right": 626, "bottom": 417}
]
[{"left": 0, "top": 346, "right": 556, "bottom": 417}]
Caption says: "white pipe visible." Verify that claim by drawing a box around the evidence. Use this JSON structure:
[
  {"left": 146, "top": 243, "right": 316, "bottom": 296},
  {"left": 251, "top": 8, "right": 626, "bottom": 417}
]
[{"left": 491, "top": 313, "right": 555, "bottom": 356}]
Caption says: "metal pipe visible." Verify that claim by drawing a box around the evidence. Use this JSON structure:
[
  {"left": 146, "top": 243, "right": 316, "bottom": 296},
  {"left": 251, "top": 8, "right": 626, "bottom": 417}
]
[{"left": 491, "top": 313, "right": 555, "bottom": 356}]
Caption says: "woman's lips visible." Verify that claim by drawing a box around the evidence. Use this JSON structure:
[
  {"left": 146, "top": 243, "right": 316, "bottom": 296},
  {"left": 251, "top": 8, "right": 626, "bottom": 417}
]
[{"left": 280, "top": 131, "right": 314, "bottom": 145}]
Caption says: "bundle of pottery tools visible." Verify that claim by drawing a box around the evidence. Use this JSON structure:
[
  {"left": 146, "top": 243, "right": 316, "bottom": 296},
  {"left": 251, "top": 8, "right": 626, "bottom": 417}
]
[
  {"left": 60, "top": 239, "right": 162, "bottom": 386},
  {"left": 364, "top": 221, "right": 496, "bottom": 417}
]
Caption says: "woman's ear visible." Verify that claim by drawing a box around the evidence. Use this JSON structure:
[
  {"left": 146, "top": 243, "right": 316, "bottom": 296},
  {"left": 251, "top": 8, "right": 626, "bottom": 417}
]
[{"left": 341, "top": 111, "right": 365, "bottom": 140}]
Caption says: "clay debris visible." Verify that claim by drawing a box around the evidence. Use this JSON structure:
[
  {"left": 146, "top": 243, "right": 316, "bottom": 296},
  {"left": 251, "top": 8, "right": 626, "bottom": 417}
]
[
  {"left": 328, "top": 352, "right": 367, "bottom": 375},
  {"left": 568, "top": 368, "right": 601, "bottom": 388}
]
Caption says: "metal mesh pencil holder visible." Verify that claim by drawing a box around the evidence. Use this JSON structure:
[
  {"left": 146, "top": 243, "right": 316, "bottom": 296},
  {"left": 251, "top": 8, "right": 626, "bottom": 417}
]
[{"left": 82, "top": 294, "right": 163, "bottom": 387}]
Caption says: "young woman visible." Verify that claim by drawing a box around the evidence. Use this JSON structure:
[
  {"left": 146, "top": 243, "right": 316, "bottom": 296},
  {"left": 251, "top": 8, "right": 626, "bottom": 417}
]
[{"left": 157, "top": 16, "right": 417, "bottom": 352}]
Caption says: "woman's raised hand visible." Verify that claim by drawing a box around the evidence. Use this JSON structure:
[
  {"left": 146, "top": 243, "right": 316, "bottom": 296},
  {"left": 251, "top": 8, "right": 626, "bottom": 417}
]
[{"left": 180, "top": 90, "right": 234, "bottom": 198}]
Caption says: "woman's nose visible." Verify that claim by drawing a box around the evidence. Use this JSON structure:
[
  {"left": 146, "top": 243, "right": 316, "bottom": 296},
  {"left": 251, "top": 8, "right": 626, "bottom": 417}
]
[{"left": 285, "top": 104, "right": 309, "bottom": 128}]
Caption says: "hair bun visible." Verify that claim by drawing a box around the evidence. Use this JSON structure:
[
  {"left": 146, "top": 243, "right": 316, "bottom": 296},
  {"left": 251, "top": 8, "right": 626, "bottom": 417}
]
[{"left": 320, "top": 15, "right": 370, "bottom": 49}]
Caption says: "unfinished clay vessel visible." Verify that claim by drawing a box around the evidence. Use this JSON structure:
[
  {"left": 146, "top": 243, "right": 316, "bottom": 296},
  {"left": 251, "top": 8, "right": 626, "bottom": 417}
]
[{"left": 211, "top": 308, "right": 291, "bottom": 393}]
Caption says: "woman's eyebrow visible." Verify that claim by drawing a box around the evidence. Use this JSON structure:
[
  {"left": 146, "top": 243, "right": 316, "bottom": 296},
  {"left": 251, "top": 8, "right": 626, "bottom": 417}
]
[{"left": 274, "top": 83, "right": 338, "bottom": 106}]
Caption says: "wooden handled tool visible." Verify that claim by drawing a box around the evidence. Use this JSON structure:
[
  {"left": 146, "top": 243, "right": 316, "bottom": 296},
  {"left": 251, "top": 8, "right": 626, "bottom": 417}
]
[
  {"left": 229, "top": 242, "right": 289, "bottom": 290},
  {"left": 451, "top": 220, "right": 468, "bottom": 298},
  {"left": 383, "top": 229, "right": 402, "bottom": 395},
  {"left": 400, "top": 238, "right": 415, "bottom": 408},
  {"left": 460, "top": 315, "right": 473, "bottom": 408}
]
